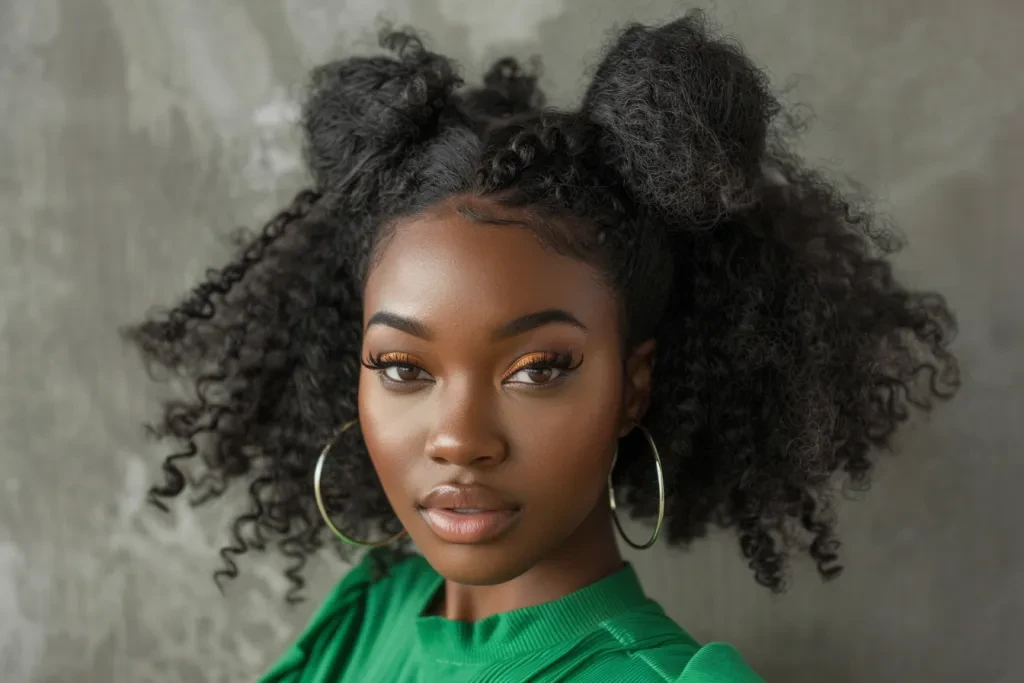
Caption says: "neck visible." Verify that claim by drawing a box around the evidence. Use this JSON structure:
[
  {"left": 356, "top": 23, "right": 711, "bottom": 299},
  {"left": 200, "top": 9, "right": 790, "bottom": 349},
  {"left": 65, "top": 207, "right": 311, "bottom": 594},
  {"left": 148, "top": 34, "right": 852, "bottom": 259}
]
[{"left": 431, "top": 499, "right": 624, "bottom": 622}]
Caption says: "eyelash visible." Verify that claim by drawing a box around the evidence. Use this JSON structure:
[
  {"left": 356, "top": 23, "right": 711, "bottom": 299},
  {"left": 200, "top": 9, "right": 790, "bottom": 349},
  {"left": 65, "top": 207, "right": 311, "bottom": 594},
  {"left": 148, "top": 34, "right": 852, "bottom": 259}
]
[
  {"left": 361, "top": 351, "right": 418, "bottom": 372},
  {"left": 360, "top": 350, "right": 583, "bottom": 388},
  {"left": 502, "top": 351, "right": 581, "bottom": 383}
]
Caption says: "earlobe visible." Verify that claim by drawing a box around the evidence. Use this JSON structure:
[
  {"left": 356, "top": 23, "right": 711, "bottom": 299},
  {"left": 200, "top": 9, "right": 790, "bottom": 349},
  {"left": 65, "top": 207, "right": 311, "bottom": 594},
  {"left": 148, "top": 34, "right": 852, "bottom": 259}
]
[{"left": 620, "top": 339, "right": 657, "bottom": 437}]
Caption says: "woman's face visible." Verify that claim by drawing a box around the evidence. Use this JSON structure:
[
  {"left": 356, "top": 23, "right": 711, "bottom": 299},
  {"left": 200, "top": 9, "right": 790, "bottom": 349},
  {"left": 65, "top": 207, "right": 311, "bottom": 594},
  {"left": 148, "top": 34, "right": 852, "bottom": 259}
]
[{"left": 358, "top": 201, "right": 638, "bottom": 585}]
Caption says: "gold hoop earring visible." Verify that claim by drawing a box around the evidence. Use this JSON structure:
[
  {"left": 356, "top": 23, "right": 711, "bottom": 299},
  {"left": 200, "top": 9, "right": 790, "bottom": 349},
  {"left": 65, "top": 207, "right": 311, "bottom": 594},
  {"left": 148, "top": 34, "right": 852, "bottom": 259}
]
[
  {"left": 608, "top": 425, "right": 665, "bottom": 550},
  {"left": 314, "top": 419, "right": 408, "bottom": 548}
]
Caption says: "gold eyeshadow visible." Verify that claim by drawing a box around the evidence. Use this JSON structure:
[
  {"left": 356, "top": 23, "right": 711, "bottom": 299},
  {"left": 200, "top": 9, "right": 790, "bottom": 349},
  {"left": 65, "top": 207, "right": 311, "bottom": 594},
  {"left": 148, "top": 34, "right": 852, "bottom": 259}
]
[
  {"left": 502, "top": 351, "right": 575, "bottom": 381},
  {"left": 376, "top": 351, "right": 420, "bottom": 367}
]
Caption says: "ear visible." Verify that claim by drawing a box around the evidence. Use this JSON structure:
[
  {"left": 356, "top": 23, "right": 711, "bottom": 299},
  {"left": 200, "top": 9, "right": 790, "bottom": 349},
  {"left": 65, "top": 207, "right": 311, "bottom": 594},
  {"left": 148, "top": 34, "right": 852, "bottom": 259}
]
[{"left": 620, "top": 338, "right": 657, "bottom": 437}]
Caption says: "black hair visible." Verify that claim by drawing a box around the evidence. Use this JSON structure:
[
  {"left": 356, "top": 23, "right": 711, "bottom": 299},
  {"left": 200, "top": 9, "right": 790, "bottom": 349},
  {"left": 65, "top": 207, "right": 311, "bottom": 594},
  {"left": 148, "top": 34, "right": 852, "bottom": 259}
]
[{"left": 125, "top": 12, "right": 959, "bottom": 602}]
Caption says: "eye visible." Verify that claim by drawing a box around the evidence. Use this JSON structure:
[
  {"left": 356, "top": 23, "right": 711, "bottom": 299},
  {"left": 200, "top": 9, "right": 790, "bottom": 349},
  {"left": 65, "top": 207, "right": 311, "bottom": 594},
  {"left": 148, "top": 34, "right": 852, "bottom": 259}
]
[
  {"left": 503, "top": 351, "right": 582, "bottom": 387},
  {"left": 382, "top": 364, "right": 430, "bottom": 383},
  {"left": 506, "top": 366, "right": 563, "bottom": 385},
  {"left": 361, "top": 352, "right": 434, "bottom": 387}
]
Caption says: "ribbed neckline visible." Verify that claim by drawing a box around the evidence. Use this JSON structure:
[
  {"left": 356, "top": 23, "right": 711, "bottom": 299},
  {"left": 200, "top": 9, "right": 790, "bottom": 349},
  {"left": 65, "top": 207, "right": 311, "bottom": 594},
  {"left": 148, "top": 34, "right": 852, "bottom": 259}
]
[{"left": 412, "top": 555, "right": 658, "bottom": 663}]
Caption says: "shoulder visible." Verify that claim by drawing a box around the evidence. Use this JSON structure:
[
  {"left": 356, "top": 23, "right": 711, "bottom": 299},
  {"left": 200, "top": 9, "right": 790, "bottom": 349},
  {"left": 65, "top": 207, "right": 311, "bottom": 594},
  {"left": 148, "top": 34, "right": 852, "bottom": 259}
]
[
  {"left": 570, "top": 608, "right": 763, "bottom": 682},
  {"left": 582, "top": 641, "right": 763, "bottom": 682},
  {"left": 258, "top": 550, "right": 434, "bottom": 681},
  {"left": 677, "top": 642, "right": 764, "bottom": 682},
  {"left": 325, "top": 548, "right": 436, "bottom": 613}
]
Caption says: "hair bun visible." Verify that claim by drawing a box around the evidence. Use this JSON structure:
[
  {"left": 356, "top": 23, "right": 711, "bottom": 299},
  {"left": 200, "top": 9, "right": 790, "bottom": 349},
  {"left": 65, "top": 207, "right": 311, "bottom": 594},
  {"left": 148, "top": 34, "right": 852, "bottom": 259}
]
[
  {"left": 582, "top": 12, "right": 779, "bottom": 227},
  {"left": 461, "top": 57, "right": 545, "bottom": 120},
  {"left": 302, "top": 29, "right": 463, "bottom": 195}
]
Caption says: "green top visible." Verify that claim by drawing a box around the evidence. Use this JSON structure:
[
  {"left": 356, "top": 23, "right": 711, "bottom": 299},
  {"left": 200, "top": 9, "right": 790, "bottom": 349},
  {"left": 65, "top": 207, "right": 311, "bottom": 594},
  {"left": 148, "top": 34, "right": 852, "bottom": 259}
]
[{"left": 259, "top": 550, "right": 763, "bottom": 682}]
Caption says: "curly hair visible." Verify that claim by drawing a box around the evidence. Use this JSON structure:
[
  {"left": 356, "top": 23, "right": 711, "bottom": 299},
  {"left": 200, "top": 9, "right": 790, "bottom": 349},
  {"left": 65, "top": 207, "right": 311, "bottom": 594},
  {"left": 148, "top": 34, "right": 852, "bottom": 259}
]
[{"left": 125, "top": 12, "right": 959, "bottom": 602}]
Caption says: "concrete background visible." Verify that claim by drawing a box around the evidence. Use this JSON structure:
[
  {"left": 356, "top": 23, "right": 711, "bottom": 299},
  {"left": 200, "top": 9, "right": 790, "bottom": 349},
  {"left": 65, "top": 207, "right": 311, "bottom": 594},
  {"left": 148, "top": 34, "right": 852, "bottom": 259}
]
[{"left": 1, "top": 0, "right": 1021, "bottom": 681}]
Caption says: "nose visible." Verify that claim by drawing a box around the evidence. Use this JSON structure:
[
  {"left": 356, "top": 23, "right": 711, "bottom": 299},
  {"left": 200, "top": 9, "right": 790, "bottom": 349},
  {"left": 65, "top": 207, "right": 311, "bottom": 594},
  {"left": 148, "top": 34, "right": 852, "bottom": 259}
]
[{"left": 424, "top": 379, "right": 508, "bottom": 468}]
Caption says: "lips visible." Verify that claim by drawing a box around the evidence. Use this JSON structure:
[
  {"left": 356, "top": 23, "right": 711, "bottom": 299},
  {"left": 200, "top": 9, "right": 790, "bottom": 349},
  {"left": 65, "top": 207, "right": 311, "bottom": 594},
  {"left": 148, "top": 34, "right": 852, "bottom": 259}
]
[
  {"left": 418, "top": 483, "right": 519, "bottom": 512},
  {"left": 417, "top": 483, "right": 522, "bottom": 544}
]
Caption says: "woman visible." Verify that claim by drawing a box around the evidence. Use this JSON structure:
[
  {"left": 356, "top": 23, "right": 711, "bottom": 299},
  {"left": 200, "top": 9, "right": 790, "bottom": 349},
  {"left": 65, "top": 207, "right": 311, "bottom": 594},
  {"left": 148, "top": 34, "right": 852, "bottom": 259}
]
[{"left": 125, "top": 12, "right": 959, "bottom": 682}]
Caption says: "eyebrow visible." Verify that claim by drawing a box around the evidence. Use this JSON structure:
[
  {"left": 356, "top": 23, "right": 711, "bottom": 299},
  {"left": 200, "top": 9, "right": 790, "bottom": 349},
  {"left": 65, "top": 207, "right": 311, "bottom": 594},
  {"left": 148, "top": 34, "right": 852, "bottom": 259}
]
[
  {"left": 364, "top": 311, "right": 432, "bottom": 339},
  {"left": 364, "top": 308, "right": 588, "bottom": 341},
  {"left": 493, "top": 309, "right": 587, "bottom": 340}
]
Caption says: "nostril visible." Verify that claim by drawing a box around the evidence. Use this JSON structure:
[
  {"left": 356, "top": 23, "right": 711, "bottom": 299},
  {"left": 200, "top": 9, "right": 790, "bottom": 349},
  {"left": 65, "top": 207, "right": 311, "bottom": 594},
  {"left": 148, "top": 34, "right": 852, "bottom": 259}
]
[{"left": 425, "top": 435, "right": 508, "bottom": 467}]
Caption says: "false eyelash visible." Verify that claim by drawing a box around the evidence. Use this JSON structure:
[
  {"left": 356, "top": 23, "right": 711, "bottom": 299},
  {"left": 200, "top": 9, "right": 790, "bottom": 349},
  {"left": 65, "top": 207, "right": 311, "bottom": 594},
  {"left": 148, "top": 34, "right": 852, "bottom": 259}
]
[
  {"left": 360, "top": 352, "right": 407, "bottom": 370},
  {"left": 360, "top": 350, "right": 583, "bottom": 374},
  {"left": 530, "top": 351, "right": 583, "bottom": 371},
  {"left": 505, "top": 350, "right": 585, "bottom": 378}
]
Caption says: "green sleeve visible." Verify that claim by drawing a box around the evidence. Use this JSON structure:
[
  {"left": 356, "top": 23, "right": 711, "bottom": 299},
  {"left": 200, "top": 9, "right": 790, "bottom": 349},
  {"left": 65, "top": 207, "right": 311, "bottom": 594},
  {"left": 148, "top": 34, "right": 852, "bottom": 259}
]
[
  {"left": 678, "top": 642, "right": 765, "bottom": 682},
  {"left": 256, "top": 556, "right": 374, "bottom": 683}
]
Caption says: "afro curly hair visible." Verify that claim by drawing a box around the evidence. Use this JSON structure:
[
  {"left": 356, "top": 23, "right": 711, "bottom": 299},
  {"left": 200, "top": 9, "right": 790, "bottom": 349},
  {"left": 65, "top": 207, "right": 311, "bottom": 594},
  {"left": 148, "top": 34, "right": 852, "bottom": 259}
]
[{"left": 125, "top": 11, "right": 959, "bottom": 602}]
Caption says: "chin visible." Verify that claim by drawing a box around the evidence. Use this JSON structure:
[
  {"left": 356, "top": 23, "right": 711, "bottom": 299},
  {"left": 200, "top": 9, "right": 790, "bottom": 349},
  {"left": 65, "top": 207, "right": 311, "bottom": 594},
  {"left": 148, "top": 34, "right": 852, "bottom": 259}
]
[{"left": 421, "top": 542, "right": 537, "bottom": 586}]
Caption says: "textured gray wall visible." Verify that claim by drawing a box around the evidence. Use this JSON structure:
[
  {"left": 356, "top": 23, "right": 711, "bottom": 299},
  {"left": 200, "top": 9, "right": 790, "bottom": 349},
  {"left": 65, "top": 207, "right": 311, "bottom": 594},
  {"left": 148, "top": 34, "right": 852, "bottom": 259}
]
[{"left": 1, "top": 0, "right": 1020, "bottom": 681}]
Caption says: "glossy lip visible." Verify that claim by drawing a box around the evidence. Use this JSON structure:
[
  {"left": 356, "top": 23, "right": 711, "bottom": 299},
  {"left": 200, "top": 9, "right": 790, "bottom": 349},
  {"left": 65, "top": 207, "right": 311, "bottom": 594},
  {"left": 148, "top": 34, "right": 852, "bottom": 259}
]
[
  {"left": 418, "top": 483, "right": 519, "bottom": 511},
  {"left": 419, "top": 508, "right": 522, "bottom": 544},
  {"left": 417, "top": 483, "right": 522, "bottom": 544}
]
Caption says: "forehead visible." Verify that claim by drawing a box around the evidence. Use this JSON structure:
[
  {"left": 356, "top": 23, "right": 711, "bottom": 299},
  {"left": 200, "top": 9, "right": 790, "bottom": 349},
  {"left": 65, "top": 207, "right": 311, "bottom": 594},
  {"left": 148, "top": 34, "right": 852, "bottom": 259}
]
[{"left": 363, "top": 206, "right": 618, "bottom": 330}]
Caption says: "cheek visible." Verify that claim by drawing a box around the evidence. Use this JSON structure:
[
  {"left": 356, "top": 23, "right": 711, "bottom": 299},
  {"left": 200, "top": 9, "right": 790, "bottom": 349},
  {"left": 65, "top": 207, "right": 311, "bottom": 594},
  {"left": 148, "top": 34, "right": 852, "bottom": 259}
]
[
  {"left": 357, "top": 371, "right": 418, "bottom": 495},
  {"left": 515, "top": 357, "right": 623, "bottom": 497}
]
